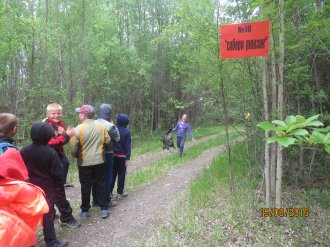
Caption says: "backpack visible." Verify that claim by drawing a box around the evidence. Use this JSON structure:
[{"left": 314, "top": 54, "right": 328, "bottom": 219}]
[{"left": 0, "top": 143, "right": 18, "bottom": 156}]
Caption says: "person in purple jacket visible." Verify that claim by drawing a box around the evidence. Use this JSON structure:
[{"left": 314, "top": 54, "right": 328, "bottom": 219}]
[{"left": 172, "top": 114, "right": 195, "bottom": 157}]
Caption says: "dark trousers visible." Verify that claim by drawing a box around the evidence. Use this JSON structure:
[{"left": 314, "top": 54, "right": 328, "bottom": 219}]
[
  {"left": 78, "top": 163, "right": 107, "bottom": 211},
  {"left": 111, "top": 156, "right": 127, "bottom": 194},
  {"left": 43, "top": 192, "right": 59, "bottom": 246},
  {"left": 177, "top": 136, "right": 186, "bottom": 156},
  {"left": 60, "top": 154, "right": 69, "bottom": 184},
  {"left": 54, "top": 192, "right": 74, "bottom": 223},
  {"left": 92, "top": 153, "right": 114, "bottom": 205},
  {"left": 43, "top": 203, "right": 56, "bottom": 246}
]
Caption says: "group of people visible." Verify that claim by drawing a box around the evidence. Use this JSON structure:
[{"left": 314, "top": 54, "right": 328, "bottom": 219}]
[
  {"left": 0, "top": 106, "right": 195, "bottom": 247},
  {"left": 0, "top": 102, "right": 131, "bottom": 247}
]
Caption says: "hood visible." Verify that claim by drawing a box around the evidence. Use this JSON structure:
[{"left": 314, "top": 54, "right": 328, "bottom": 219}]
[
  {"left": 98, "top": 103, "right": 112, "bottom": 121},
  {"left": 31, "top": 122, "right": 54, "bottom": 145},
  {"left": 116, "top": 113, "right": 129, "bottom": 127}
]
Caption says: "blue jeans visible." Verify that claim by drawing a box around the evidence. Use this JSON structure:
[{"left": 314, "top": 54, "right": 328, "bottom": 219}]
[
  {"left": 177, "top": 136, "right": 186, "bottom": 157},
  {"left": 92, "top": 153, "right": 114, "bottom": 205}
]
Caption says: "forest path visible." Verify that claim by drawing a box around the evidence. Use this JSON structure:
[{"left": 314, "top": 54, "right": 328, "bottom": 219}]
[{"left": 54, "top": 135, "right": 244, "bottom": 247}]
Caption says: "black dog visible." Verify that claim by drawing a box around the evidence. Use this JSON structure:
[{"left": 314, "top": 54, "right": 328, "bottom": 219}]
[{"left": 160, "top": 129, "right": 175, "bottom": 150}]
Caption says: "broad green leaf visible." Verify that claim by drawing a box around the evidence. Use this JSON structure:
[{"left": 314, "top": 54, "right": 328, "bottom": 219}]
[
  {"left": 306, "top": 114, "right": 319, "bottom": 123},
  {"left": 325, "top": 145, "right": 330, "bottom": 154},
  {"left": 307, "top": 121, "right": 324, "bottom": 127},
  {"left": 275, "top": 130, "right": 286, "bottom": 137},
  {"left": 257, "top": 122, "right": 277, "bottom": 131},
  {"left": 308, "top": 131, "right": 324, "bottom": 144},
  {"left": 285, "top": 115, "right": 296, "bottom": 125},
  {"left": 324, "top": 133, "right": 330, "bottom": 144},
  {"left": 288, "top": 129, "right": 309, "bottom": 136},
  {"left": 272, "top": 120, "right": 287, "bottom": 127},
  {"left": 268, "top": 136, "right": 296, "bottom": 147},
  {"left": 296, "top": 115, "right": 307, "bottom": 124}
]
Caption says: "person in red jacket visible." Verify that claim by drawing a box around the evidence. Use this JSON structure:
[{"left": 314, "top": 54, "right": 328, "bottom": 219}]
[{"left": 44, "top": 102, "right": 75, "bottom": 187}]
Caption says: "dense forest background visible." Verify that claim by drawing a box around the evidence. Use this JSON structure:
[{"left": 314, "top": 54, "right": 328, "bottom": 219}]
[{"left": 0, "top": 0, "right": 329, "bottom": 210}]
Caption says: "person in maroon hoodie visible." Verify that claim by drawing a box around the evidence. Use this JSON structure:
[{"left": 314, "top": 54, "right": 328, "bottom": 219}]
[{"left": 44, "top": 102, "right": 75, "bottom": 187}]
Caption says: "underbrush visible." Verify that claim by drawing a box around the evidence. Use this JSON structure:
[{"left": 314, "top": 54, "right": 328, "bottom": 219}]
[{"left": 139, "top": 142, "right": 330, "bottom": 247}]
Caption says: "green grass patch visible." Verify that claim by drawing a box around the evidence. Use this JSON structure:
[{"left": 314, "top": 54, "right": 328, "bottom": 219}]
[{"left": 126, "top": 131, "right": 241, "bottom": 190}]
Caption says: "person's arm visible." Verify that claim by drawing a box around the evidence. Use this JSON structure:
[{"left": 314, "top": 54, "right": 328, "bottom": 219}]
[
  {"left": 187, "top": 124, "right": 195, "bottom": 141},
  {"left": 109, "top": 125, "right": 120, "bottom": 142},
  {"left": 124, "top": 130, "right": 131, "bottom": 162},
  {"left": 172, "top": 122, "right": 179, "bottom": 132},
  {"left": 70, "top": 127, "right": 80, "bottom": 158}
]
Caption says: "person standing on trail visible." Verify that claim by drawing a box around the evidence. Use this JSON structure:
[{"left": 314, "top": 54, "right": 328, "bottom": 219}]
[
  {"left": 111, "top": 113, "right": 131, "bottom": 199},
  {"left": 172, "top": 113, "right": 195, "bottom": 157},
  {"left": 92, "top": 103, "right": 120, "bottom": 207},
  {"left": 71, "top": 105, "right": 111, "bottom": 219}
]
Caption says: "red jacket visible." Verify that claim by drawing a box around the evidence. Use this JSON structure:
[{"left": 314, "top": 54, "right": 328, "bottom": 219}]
[{"left": 45, "top": 118, "right": 70, "bottom": 157}]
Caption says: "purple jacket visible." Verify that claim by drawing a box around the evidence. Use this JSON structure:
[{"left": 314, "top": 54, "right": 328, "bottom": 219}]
[{"left": 172, "top": 121, "right": 194, "bottom": 139}]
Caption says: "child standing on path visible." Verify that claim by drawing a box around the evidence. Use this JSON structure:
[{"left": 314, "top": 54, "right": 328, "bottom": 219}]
[
  {"left": 92, "top": 103, "right": 120, "bottom": 207},
  {"left": 44, "top": 102, "right": 75, "bottom": 187},
  {"left": 172, "top": 113, "right": 195, "bottom": 157},
  {"left": 111, "top": 113, "right": 131, "bottom": 198},
  {"left": 21, "top": 122, "right": 75, "bottom": 247},
  {"left": 71, "top": 105, "right": 111, "bottom": 219}
]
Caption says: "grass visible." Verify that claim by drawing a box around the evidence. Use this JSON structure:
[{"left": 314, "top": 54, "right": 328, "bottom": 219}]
[
  {"left": 138, "top": 142, "right": 330, "bottom": 247},
  {"left": 126, "top": 131, "right": 241, "bottom": 190}
]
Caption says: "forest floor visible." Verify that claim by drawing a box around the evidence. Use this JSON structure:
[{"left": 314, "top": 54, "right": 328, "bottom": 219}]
[{"left": 35, "top": 132, "right": 242, "bottom": 247}]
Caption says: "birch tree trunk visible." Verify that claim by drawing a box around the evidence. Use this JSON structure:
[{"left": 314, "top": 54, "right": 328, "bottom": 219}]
[
  {"left": 270, "top": 30, "right": 277, "bottom": 197},
  {"left": 276, "top": 0, "right": 285, "bottom": 208},
  {"left": 261, "top": 57, "right": 270, "bottom": 207}
]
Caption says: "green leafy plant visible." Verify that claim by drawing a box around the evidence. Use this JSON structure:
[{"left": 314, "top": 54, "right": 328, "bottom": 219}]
[{"left": 257, "top": 115, "right": 329, "bottom": 153}]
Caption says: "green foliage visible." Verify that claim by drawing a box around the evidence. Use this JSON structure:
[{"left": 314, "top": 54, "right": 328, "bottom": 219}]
[{"left": 257, "top": 114, "right": 330, "bottom": 153}]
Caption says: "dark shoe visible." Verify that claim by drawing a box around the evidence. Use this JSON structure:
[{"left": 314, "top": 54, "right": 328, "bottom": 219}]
[
  {"left": 47, "top": 239, "right": 69, "bottom": 247},
  {"left": 59, "top": 218, "right": 81, "bottom": 228},
  {"left": 79, "top": 211, "right": 90, "bottom": 219},
  {"left": 117, "top": 191, "right": 128, "bottom": 199},
  {"left": 100, "top": 209, "right": 109, "bottom": 219},
  {"left": 64, "top": 183, "right": 74, "bottom": 188}
]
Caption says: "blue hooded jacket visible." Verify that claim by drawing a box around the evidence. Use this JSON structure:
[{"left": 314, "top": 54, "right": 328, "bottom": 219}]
[{"left": 113, "top": 114, "right": 131, "bottom": 160}]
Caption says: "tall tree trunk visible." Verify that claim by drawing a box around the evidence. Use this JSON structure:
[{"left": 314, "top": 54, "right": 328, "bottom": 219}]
[
  {"left": 261, "top": 57, "right": 270, "bottom": 207},
  {"left": 55, "top": 0, "right": 64, "bottom": 88},
  {"left": 270, "top": 29, "right": 277, "bottom": 197},
  {"left": 276, "top": 0, "right": 285, "bottom": 208}
]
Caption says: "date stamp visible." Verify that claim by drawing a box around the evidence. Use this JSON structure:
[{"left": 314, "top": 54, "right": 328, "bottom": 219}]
[{"left": 260, "top": 208, "right": 309, "bottom": 217}]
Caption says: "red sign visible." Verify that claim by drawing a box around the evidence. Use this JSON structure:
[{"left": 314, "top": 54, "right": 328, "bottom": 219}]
[{"left": 220, "top": 20, "right": 270, "bottom": 59}]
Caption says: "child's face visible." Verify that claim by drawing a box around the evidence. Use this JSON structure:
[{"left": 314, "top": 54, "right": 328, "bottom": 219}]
[
  {"left": 182, "top": 114, "right": 188, "bottom": 122},
  {"left": 47, "top": 109, "right": 63, "bottom": 123}
]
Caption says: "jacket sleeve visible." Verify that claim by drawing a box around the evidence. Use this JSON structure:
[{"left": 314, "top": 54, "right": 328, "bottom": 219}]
[
  {"left": 48, "top": 133, "right": 70, "bottom": 146},
  {"left": 124, "top": 131, "right": 131, "bottom": 160},
  {"left": 172, "top": 122, "right": 179, "bottom": 132},
  {"left": 187, "top": 124, "right": 194, "bottom": 139},
  {"left": 70, "top": 127, "right": 80, "bottom": 158},
  {"left": 104, "top": 128, "right": 111, "bottom": 145},
  {"left": 110, "top": 125, "right": 120, "bottom": 142}
]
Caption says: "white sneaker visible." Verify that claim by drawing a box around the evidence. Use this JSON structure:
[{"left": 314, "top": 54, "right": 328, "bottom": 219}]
[{"left": 117, "top": 191, "right": 128, "bottom": 199}]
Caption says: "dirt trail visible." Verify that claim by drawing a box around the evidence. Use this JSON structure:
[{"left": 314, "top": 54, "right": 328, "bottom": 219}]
[
  {"left": 54, "top": 136, "right": 243, "bottom": 247},
  {"left": 129, "top": 133, "right": 221, "bottom": 173}
]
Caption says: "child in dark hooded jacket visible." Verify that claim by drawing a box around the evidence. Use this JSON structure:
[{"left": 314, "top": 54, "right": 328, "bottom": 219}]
[
  {"left": 111, "top": 113, "right": 131, "bottom": 198},
  {"left": 20, "top": 122, "right": 79, "bottom": 247}
]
